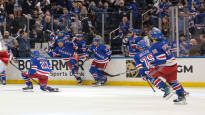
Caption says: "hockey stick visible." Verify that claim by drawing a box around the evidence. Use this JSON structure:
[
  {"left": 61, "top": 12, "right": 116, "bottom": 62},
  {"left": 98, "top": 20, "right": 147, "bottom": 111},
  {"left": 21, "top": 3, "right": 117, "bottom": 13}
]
[
  {"left": 99, "top": 68, "right": 147, "bottom": 77},
  {"left": 100, "top": 69, "right": 156, "bottom": 92},
  {"left": 9, "top": 60, "right": 43, "bottom": 86},
  {"left": 144, "top": 76, "right": 156, "bottom": 92}
]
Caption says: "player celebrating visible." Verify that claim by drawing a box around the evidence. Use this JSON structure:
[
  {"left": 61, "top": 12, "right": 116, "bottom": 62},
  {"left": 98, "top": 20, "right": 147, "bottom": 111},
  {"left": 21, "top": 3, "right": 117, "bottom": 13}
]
[
  {"left": 86, "top": 37, "right": 111, "bottom": 86},
  {"left": 21, "top": 51, "right": 58, "bottom": 92},
  {"left": 133, "top": 40, "right": 171, "bottom": 99},
  {"left": 149, "top": 31, "right": 187, "bottom": 104},
  {"left": 0, "top": 38, "right": 9, "bottom": 85},
  {"left": 74, "top": 34, "right": 87, "bottom": 58},
  {"left": 128, "top": 29, "right": 142, "bottom": 57},
  {"left": 53, "top": 39, "right": 83, "bottom": 85}
]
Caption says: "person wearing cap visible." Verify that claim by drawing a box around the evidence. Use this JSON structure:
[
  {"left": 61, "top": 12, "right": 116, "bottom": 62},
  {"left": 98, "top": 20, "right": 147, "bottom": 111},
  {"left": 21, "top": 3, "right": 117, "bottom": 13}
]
[
  {"left": 53, "top": 39, "right": 83, "bottom": 85},
  {"left": 86, "top": 37, "right": 112, "bottom": 86}
]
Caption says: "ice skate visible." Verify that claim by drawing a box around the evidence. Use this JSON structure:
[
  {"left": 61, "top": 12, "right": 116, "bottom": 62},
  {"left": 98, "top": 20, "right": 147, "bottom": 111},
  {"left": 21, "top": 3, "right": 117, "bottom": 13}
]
[
  {"left": 163, "top": 86, "right": 173, "bottom": 100},
  {"left": 22, "top": 83, "right": 33, "bottom": 92},
  {"left": 100, "top": 78, "right": 107, "bottom": 86},
  {"left": 77, "top": 79, "right": 83, "bottom": 85},
  {"left": 173, "top": 96, "right": 187, "bottom": 105},
  {"left": 92, "top": 80, "right": 101, "bottom": 87},
  {"left": 0, "top": 79, "right": 6, "bottom": 85}
]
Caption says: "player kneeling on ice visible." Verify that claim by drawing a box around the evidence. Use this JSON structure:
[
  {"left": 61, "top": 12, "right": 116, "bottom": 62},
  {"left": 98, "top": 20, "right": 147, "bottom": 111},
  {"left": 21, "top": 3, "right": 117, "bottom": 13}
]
[
  {"left": 133, "top": 40, "right": 172, "bottom": 99},
  {"left": 21, "top": 51, "right": 58, "bottom": 92},
  {"left": 0, "top": 39, "right": 9, "bottom": 85},
  {"left": 86, "top": 37, "right": 112, "bottom": 86},
  {"left": 149, "top": 30, "right": 187, "bottom": 104}
]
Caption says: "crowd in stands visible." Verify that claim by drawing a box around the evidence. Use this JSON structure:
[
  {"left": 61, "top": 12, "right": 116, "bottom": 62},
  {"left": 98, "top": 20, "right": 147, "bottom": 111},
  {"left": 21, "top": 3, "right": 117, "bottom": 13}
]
[{"left": 0, "top": 0, "right": 204, "bottom": 58}]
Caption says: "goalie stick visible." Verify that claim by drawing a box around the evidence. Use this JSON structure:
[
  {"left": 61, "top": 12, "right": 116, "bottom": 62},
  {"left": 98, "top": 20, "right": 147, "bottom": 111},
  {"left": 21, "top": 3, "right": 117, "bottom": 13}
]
[{"left": 9, "top": 60, "right": 59, "bottom": 92}]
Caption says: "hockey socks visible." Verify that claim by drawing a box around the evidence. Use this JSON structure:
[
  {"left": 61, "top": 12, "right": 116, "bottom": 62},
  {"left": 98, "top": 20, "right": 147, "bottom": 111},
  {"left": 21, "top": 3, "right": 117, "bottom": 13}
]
[
  {"left": 150, "top": 77, "right": 167, "bottom": 90},
  {"left": 0, "top": 71, "right": 6, "bottom": 85}
]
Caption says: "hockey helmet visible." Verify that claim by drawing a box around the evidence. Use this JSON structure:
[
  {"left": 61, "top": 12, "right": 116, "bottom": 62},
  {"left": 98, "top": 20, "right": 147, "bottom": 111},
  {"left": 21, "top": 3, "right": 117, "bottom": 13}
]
[
  {"left": 93, "top": 37, "right": 100, "bottom": 42},
  {"left": 137, "top": 40, "right": 147, "bottom": 49},
  {"left": 150, "top": 30, "right": 163, "bottom": 40},
  {"left": 133, "top": 29, "right": 140, "bottom": 35},
  {"left": 32, "top": 51, "right": 40, "bottom": 57}
]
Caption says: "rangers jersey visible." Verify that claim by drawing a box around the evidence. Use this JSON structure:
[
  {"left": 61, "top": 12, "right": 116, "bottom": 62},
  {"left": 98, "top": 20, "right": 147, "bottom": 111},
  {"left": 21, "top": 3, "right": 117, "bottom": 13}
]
[
  {"left": 87, "top": 44, "right": 111, "bottom": 63},
  {"left": 134, "top": 48, "right": 154, "bottom": 76},
  {"left": 30, "top": 57, "right": 52, "bottom": 76},
  {"left": 150, "top": 40, "right": 176, "bottom": 66},
  {"left": 128, "top": 36, "right": 142, "bottom": 57}
]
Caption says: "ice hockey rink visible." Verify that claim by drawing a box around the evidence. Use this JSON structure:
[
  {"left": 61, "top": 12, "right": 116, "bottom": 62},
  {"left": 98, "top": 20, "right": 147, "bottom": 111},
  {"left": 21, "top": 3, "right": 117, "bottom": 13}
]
[{"left": 0, "top": 85, "right": 205, "bottom": 115}]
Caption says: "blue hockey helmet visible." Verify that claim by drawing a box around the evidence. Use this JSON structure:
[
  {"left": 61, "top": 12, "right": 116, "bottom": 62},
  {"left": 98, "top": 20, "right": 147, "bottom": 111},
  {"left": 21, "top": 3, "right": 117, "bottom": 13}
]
[
  {"left": 58, "top": 39, "right": 65, "bottom": 43},
  {"left": 133, "top": 29, "right": 140, "bottom": 35},
  {"left": 32, "top": 51, "right": 40, "bottom": 57},
  {"left": 137, "top": 40, "right": 147, "bottom": 49},
  {"left": 93, "top": 37, "right": 100, "bottom": 42},
  {"left": 150, "top": 30, "right": 163, "bottom": 40}
]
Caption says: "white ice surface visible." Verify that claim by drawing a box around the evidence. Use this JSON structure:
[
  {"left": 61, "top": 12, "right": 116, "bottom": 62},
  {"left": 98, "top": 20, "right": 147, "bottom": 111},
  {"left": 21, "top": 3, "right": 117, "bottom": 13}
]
[{"left": 0, "top": 85, "right": 205, "bottom": 115}]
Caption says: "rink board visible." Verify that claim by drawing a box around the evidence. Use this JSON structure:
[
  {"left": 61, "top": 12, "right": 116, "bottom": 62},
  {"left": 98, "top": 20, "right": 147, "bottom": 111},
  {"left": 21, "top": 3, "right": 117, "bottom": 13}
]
[{"left": 6, "top": 57, "right": 205, "bottom": 87}]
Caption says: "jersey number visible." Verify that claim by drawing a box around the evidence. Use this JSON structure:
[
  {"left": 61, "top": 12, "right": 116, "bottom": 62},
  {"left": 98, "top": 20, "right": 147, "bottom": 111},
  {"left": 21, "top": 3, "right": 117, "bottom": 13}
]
[
  {"left": 40, "top": 61, "right": 49, "bottom": 69},
  {"left": 140, "top": 54, "right": 154, "bottom": 67}
]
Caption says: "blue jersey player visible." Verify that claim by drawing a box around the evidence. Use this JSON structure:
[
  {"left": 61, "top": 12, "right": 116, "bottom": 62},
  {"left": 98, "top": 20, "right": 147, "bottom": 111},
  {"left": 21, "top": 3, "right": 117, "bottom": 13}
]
[
  {"left": 149, "top": 30, "right": 187, "bottom": 104},
  {"left": 53, "top": 39, "right": 82, "bottom": 85},
  {"left": 74, "top": 34, "right": 87, "bottom": 58},
  {"left": 86, "top": 37, "right": 112, "bottom": 86},
  {"left": 21, "top": 51, "right": 58, "bottom": 92},
  {"left": 128, "top": 29, "right": 143, "bottom": 57},
  {"left": 134, "top": 40, "right": 171, "bottom": 99}
]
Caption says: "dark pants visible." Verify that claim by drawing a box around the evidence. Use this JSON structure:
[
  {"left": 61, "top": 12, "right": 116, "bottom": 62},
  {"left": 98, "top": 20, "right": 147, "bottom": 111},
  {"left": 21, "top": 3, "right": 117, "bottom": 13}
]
[{"left": 19, "top": 50, "right": 31, "bottom": 57}]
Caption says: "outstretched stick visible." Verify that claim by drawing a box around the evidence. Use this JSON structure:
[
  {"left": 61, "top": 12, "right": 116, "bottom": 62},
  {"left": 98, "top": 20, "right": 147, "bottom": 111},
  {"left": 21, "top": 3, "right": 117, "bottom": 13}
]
[
  {"left": 9, "top": 60, "right": 42, "bottom": 86},
  {"left": 100, "top": 69, "right": 156, "bottom": 92}
]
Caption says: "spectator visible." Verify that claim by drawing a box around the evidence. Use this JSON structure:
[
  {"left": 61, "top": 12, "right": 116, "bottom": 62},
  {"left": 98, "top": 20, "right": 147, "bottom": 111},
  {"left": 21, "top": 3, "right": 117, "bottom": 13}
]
[
  {"left": 14, "top": 0, "right": 22, "bottom": 17},
  {"left": 6, "top": 14, "right": 20, "bottom": 36},
  {"left": 72, "top": 2, "right": 81, "bottom": 15},
  {"left": 200, "top": 34, "right": 205, "bottom": 56},
  {"left": 16, "top": 32, "right": 35, "bottom": 57},
  {"left": 89, "top": 1, "right": 108, "bottom": 34},
  {"left": 4, "top": 0, "right": 14, "bottom": 14},
  {"left": 126, "top": 0, "right": 138, "bottom": 28},
  {"left": 3, "top": 31, "right": 19, "bottom": 57},
  {"left": 71, "top": 16, "right": 82, "bottom": 34},
  {"left": 119, "top": 16, "right": 131, "bottom": 35},
  {"left": 189, "top": 38, "right": 200, "bottom": 56},
  {"left": 80, "top": 4, "right": 88, "bottom": 17},
  {"left": 115, "top": 0, "right": 127, "bottom": 25},
  {"left": 172, "top": 35, "right": 192, "bottom": 57},
  {"left": 178, "top": 11, "right": 185, "bottom": 35}
]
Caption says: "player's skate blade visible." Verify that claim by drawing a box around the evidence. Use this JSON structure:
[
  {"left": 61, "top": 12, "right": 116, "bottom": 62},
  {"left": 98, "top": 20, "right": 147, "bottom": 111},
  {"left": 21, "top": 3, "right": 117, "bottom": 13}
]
[
  {"left": 173, "top": 97, "right": 187, "bottom": 105},
  {"left": 47, "top": 88, "right": 60, "bottom": 92},
  {"left": 1, "top": 80, "right": 6, "bottom": 85},
  {"left": 22, "top": 84, "right": 33, "bottom": 92},
  {"left": 92, "top": 81, "right": 101, "bottom": 87},
  {"left": 22, "top": 87, "right": 33, "bottom": 92}
]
